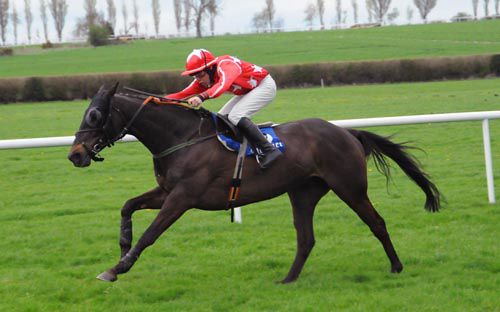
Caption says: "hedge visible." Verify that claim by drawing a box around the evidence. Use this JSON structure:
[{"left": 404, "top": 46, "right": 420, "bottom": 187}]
[
  {"left": 0, "top": 54, "right": 498, "bottom": 103},
  {"left": 0, "top": 71, "right": 191, "bottom": 103},
  {"left": 268, "top": 54, "right": 497, "bottom": 87}
]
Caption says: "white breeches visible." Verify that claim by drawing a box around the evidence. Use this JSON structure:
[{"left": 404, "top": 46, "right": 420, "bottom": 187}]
[{"left": 218, "top": 75, "right": 277, "bottom": 125}]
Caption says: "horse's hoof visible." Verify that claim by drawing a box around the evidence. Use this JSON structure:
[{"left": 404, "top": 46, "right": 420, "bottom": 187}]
[
  {"left": 96, "top": 270, "right": 117, "bottom": 282},
  {"left": 277, "top": 277, "right": 296, "bottom": 284},
  {"left": 391, "top": 264, "right": 403, "bottom": 273}
]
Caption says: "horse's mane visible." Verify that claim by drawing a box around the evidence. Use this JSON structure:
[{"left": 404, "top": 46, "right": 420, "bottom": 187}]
[{"left": 115, "top": 92, "right": 148, "bottom": 102}]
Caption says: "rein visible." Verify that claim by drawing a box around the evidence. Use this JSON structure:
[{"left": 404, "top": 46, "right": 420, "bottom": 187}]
[
  {"left": 77, "top": 88, "right": 216, "bottom": 161},
  {"left": 123, "top": 87, "right": 198, "bottom": 110},
  {"left": 75, "top": 95, "right": 156, "bottom": 161},
  {"left": 120, "top": 91, "right": 215, "bottom": 159},
  {"left": 78, "top": 87, "right": 247, "bottom": 222}
]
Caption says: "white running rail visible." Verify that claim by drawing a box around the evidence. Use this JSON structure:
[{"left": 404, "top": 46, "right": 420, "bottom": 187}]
[{"left": 1, "top": 111, "right": 499, "bottom": 223}]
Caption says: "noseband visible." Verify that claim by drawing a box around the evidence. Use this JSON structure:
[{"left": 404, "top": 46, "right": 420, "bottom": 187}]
[{"left": 74, "top": 125, "right": 115, "bottom": 162}]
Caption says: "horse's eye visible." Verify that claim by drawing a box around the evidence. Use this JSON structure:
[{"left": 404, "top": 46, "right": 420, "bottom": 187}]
[{"left": 85, "top": 108, "right": 103, "bottom": 128}]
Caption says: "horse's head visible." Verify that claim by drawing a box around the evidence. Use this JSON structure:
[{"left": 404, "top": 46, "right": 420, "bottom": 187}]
[{"left": 68, "top": 83, "right": 119, "bottom": 167}]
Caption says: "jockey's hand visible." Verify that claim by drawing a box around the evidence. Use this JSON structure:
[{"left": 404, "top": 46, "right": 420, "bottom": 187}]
[{"left": 188, "top": 95, "right": 204, "bottom": 108}]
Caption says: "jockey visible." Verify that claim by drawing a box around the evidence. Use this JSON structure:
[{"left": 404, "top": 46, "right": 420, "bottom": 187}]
[{"left": 166, "top": 48, "right": 282, "bottom": 169}]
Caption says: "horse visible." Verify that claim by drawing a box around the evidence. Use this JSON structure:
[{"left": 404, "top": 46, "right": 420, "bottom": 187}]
[{"left": 68, "top": 84, "right": 440, "bottom": 283}]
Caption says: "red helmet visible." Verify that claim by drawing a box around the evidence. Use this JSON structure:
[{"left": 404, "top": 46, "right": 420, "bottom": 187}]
[{"left": 181, "top": 49, "right": 217, "bottom": 76}]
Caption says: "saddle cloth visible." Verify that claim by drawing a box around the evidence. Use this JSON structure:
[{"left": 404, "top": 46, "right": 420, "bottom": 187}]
[{"left": 217, "top": 127, "right": 285, "bottom": 156}]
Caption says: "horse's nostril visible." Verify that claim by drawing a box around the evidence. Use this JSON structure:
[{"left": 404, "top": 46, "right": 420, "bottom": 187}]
[{"left": 68, "top": 152, "right": 81, "bottom": 164}]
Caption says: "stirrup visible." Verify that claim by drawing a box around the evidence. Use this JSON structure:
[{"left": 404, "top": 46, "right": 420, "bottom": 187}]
[{"left": 256, "top": 148, "right": 282, "bottom": 169}]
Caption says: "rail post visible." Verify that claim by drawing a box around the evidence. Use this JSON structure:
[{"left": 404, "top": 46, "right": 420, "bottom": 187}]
[{"left": 482, "top": 119, "right": 496, "bottom": 203}]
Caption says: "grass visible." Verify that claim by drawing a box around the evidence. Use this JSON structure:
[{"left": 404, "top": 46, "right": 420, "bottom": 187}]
[
  {"left": 1, "top": 20, "right": 500, "bottom": 78},
  {"left": 0, "top": 78, "right": 499, "bottom": 311}
]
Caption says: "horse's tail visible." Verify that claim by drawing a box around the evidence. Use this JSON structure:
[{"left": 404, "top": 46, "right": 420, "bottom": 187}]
[{"left": 348, "top": 129, "right": 441, "bottom": 212}]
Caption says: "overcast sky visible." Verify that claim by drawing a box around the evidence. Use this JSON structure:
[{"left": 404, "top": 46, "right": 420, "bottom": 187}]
[{"left": 4, "top": 0, "right": 494, "bottom": 45}]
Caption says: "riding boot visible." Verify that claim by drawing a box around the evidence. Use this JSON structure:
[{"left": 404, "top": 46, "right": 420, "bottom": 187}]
[{"left": 237, "top": 117, "right": 282, "bottom": 169}]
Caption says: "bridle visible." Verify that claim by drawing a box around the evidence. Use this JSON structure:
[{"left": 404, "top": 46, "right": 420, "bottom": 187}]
[
  {"left": 74, "top": 88, "right": 212, "bottom": 162},
  {"left": 74, "top": 128, "right": 109, "bottom": 162},
  {"left": 74, "top": 102, "right": 137, "bottom": 162}
]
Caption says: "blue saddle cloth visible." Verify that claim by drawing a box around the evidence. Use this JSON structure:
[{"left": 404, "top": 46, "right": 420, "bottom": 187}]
[{"left": 217, "top": 127, "right": 285, "bottom": 156}]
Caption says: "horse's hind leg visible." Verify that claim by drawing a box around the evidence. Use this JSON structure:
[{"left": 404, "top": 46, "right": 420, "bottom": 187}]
[
  {"left": 119, "top": 187, "right": 167, "bottom": 258},
  {"left": 329, "top": 176, "right": 403, "bottom": 273},
  {"left": 282, "top": 178, "right": 329, "bottom": 284},
  {"left": 351, "top": 197, "right": 403, "bottom": 273}
]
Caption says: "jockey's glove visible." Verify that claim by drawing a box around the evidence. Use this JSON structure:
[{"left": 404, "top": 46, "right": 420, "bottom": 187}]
[{"left": 188, "top": 94, "right": 205, "bottom": 108}]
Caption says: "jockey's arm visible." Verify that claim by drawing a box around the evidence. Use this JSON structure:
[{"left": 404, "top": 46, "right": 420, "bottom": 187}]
[{"left": 165, "top": 80, "right": 206, "bottom": 100}]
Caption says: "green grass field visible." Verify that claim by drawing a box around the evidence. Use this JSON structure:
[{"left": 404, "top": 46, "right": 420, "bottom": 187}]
[
  {"left": 0, "top": 78, "right": 498, "bottom": 311},
  {"left": 1, "top": 20, "right": 500, "bottom": 78}
]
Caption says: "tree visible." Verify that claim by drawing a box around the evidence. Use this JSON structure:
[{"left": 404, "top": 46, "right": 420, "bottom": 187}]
[
  {"left": 74, "top": 0, "right": 99, "bottom": 37},
  {"left": 207, "top": 0, "right": 220, "bottom": 36},
  {"left": 40, "top": 0, "right": 49, "bottom": 42},
  {"left": 173, "top": 0, "right": 182, "bottom": 34},
  {"left": 406, "top": 5, "right": 414, "bottom": 23},
  {"left": 75, "top": 0, "right": 114, "bottom": 41},
  {"left": 152, "top": 0, "right": 160, "bottom": 37},
  {"left": 472, "top": 0, "right": 479, "bottom": 19},
  {"left": 183, "top": 0, "right": 191, "bottom": 33},
  {"left": 413, "top": 0, "right": 437, "bottom": 24},
  {"left": 106, "top": 0, "right": 116, "bottom": 34},
  {"left": 335, "top": 0, "right": 342, "bottom": 26},
  {"left": 317, "top": 0, "right": 325, "bottom": 29},
  {"left": 366, "top": 0, "right": 374, "bottom": 22},
  {"left": 49, "top": 0, "right": 68, "bottom": 42},
  {"left": 484, "top": 0, "right": 490, "bottom": 16},
  {"left": 252, "top": 10, "right": 267, "bottom": 32},
  {"left": 264, "top": 0, "right": 275, "bottom": 32},
  {"left": 495, "top": 0, "right": 499, "bottom": 15},
  {"left": 387, "top": 7, "right": 399, "bottom": 24},
  {"left": 121, "top": 0, "right": 128, "bottom": 34},
  {"left": 304, "top": 2, "right": 316, "bottom": 29},
  {"left": 12, "top": 1, "right": 20, "bottom": 45},
  {"left": 85, "top": 0, "right": 98, "bottom": 27},
  {"left": 88, "top": 24, "right": 110, "bottom": 46},
  {"left": 253, "top": 0, "right": 275, "bottom": 32},
  {"left": 24, "top": 0, "right": 33, "bottom": 44},
  {"left": 190, "top": 0, "right": 211, "bottom": 38},
  {"left": 0, "top": 0, "right": 8, "bottom": 46},
  {"left": 367, "top": 0, "right": 392, "bottom": 23},
  {"left": 132, "top": 0, "right": 139, "bottom": 36},
  {"left": 352, "top": 0, "right": 359, "bottom": 24},
  {"left": 274, "top": 16, "right": 284, "bottom": 30}
]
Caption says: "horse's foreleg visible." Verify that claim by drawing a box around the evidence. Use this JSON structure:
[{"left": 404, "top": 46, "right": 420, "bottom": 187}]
[
  {"left": 97, "top": 193, "right": 189, "bottom": 282},
  {"left": 281, "top": 178, "right": 329, "bottom": 284},
  {"left": 119, "top": 187, "right": 167, "bottom": 258}
]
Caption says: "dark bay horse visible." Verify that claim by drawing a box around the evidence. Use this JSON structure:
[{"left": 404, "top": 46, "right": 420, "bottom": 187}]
[{"left": 68, "top": 84, "right": 440, "bottom": 283}]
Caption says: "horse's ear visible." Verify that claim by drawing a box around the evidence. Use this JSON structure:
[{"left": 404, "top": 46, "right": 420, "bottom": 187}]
[
  {"left": 97, "top": 85, "right": 105, "bottom": 94},
  {"left": 107, "top": 82, "right": 119, "bottom": 98}
]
